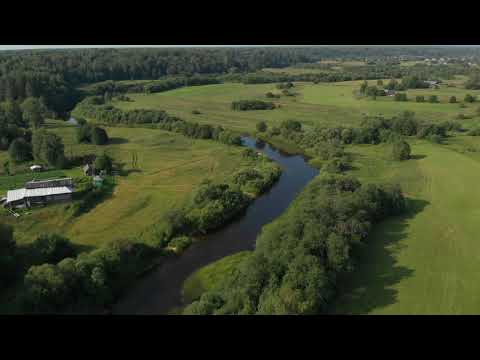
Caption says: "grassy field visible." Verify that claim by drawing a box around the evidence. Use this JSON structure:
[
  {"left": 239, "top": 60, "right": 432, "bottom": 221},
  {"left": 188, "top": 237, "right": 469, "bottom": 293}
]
[
  {"left": 0, "top": 122, "right": 250, "bottom": 246},
  {"left": 111, "top": 81, "right": 480, "bottom": 134},
  {"left": 182, "top": 251, "right": 251, "bottom": 304},
  {"left": 332, "top": 135, "right": 480, "bottom": 314},
  {"left": 84, "top": 79, "right": 480, "bottom": 314}
]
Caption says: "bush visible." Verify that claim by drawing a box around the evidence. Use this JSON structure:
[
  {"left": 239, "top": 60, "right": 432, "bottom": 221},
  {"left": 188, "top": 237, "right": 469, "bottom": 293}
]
[
  {"left": 231, "top": 100, "right": 275, "bottom": 111},
  {"left": 256, "top": 121, "right": 267, "bottom": 133},
  {"left": 464, "top": 94, "right": 477, "bottom": 103},
  {"left": 169, "top": 236, "right": 192, "bottom": 253},
  {"left": 280, "top": 119, "right": 302, "bottom": 132},
  {"left": 449, "top": 96, "right": 457, "bottom": 103},
  {"left": 77, "top": 124, "right": 109, "bottom": 145},
  {"left": 265, "top": 92, "right": 279, "bottom": 98},
  {"left": 392, "top": 140, "right": 411, "bottom": 161},
  {"left": 192, "top": 110, "right": 201, "bottom": 115},
  {"left": 94, "top": 153, "right": 113, "bottom": 174},
  {"left": 91, "top": 127, "right": 109, "bottom": 145},
  {"left": 416, "top": 95, "right": 425, "bottom": 103},
  {"left": 322, "top": 157, "right": 349, "bottom": 173},
  {"left": 428, "top": 95, "right": 439, "bottom": 103},
  {"left": 31, "top": 234, "right": 76, "bottom": 265},
  {"left": 428, "top": 134, "right": 443, "bottom": 144},
  {"left": 394, "top": 93, "right": 408, "bottom": 101}
]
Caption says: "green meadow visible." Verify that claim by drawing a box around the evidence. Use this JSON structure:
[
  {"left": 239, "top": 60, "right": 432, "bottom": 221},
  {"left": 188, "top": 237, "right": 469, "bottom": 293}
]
[
  {"left": 331, "top": 136, "right": 480, "bottom": 314},
  {"left": 182, "top": 251, "right": 251, "bottom": 304},
  {"left": 109, "top": 79, "right": 480, "bottom": 314},
  {"left": 112, "top": 80, "right": 480, "bottom": 134},
  {"left": 0, "top": 122, "right": 249, "bottom": 246}
]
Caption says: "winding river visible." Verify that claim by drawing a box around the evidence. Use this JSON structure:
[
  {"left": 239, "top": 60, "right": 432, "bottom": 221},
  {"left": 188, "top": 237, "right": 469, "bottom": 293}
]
[{"left": 113, "top": 137, "right": 318, "bottom": 314}]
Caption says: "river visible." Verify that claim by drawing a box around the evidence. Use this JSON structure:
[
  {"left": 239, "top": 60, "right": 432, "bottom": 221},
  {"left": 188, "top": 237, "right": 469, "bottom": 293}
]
[{"left": 112, "top": 137, "right": 319, "bottom": 314}]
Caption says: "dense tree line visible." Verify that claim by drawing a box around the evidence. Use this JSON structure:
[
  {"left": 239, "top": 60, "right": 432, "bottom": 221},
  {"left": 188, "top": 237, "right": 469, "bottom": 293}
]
[
  {"left": 0, "top": 48, "right": 319, "bottom": 115},
  {"left": 0, "top": 46, "right": 478, "bottom": 115},
  {"left": 184, "top": 173, "right": 406, "bottom": 314},
  {"left": 22, "top": 238, "right": 155, "bottom": 313},
  {"left": 231, "top": 100, "right": 276, "bottom": 111},
  {"left": 86, "top": 75, "right": 223, "bottom": 96},
  {"left": 267, "top": 112, "right": 459, "bottom": 153},
  {"left": 73, "top": 96, "right": 242, "bottom": 145}
]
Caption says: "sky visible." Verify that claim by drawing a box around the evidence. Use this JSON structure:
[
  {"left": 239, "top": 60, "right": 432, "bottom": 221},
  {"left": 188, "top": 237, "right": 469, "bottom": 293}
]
[{"left": 0, "top": 45, "right": 478, "bottom": 51}]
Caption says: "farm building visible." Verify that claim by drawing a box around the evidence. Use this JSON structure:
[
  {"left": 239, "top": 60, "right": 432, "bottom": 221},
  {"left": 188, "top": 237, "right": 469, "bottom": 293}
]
[
  {"left": 4, "top": 178, "right": 74, "bottom": 209},
  {"left": 384, "top": 89, "right": 396, "bottom": 96},
  {"left": 93, "top": 175, "right": 104, "bottom": 188},
  {"left": 30, "top": 165, "right": 43, "bottom": 172}
]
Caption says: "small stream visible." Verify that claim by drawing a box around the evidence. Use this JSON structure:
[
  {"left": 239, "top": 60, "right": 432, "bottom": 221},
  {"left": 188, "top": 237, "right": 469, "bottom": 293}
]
[{"left": 112, "top": 137, "right": 319, "bottom": 314}]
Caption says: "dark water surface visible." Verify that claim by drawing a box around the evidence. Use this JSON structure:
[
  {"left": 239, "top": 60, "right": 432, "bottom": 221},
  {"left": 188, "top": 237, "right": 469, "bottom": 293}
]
[{"left": 113, "top": 137, "right": 318, "bottom": 314}]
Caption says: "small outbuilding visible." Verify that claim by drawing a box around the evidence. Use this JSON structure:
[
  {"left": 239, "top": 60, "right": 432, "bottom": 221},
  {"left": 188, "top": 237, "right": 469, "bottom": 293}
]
[
  {"left": 83, "top": 164, "right": 94, "bottom": 176},
  {"left": 93, "top": 175, "right": 104, "bottom": 188},
  {"left": 30, "top": 165, "right": 43, "bottom": 172}
]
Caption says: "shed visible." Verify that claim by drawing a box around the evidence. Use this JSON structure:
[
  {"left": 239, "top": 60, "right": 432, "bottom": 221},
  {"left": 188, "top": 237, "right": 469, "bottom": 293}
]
[
  {"left": 93, "top": 175, "right": 104, "bottom": 188},
  {"left": 30, "top": 165, "right": 43, "bottom": 172}
]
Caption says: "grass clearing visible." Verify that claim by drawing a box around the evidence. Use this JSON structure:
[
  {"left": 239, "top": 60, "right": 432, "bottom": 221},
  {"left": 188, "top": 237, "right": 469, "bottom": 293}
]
[
  {"left": 182, "top": 251, "right": 251, "bottom": 304},
  {"left": 0, "top": 122, "right": 250, "bottom": 247},
  {"left": 333, "top": 137, "right": 480, "bottom": 314},
  {"left": 110, "top": 81, "right": 480, "bottom": 135}
]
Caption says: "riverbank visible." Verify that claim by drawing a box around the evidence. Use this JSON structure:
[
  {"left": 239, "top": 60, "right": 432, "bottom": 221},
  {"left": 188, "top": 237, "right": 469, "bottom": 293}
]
[{"left": 112, "top": 137, "right": 318, "bottom": 314}]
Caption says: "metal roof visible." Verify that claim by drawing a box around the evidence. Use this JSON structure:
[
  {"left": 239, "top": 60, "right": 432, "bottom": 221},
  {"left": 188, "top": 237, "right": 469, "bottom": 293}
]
[
  {"left": 25, "top": 178, "right": 73, "bottom": 189},
  {"left": 6, "top": 186, "right": 73, "bottom": 204}
]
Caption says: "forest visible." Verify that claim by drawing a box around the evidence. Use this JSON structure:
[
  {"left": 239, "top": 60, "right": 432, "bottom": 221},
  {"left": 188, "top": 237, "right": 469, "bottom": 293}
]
[
  {"left": 0, "top": 46, "right": 479, "bottom": 117},
  {"left": 184, "top": 173, "right": 406, "bottom": 314}
]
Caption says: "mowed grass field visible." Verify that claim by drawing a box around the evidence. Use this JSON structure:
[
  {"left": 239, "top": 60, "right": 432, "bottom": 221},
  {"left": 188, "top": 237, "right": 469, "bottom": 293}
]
[
  {"left": 112, "top": 80, "right": 480, "bottom": 134},
  {"left": 0, "top": 122, "right": 248, "bottom": 246},
  {"left": 333, "top": 136, "right": 480, "bottom": 314}
]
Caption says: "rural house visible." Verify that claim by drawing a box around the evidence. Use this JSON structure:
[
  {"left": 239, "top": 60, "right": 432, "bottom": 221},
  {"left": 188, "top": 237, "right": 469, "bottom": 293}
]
[{"left": 4, "top": 178, "right": 74, "bottom": 209}]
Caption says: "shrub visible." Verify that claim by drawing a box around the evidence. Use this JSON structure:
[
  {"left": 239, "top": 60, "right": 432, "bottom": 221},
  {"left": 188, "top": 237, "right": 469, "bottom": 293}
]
[
  {"left": 392, "top": 140, "right": 411, "bottom": 161},
  {"left": 169, "top": 236, "right": 192, "bottom": 253},
  {"left": 416, "top": 95, "right": 425, "bottom": 103},
  {"left": 428, "top": 134, "right": 443, "bottom": 144},
  {"left": 256, "top": 121, "right": 267, "bottom": 133},
  {"left": 31, "top": 234, "right": 76, "bottom": 265},
  {"left": 231, "top": 100, "right": 275, "bottom": 111},
  {"left": 280, "top": 119, "right": 302, "bottom": 132},
  {"left": 428, "top": 95, "right": 439, "bottom": 103},
  {"left": 449, "top": 96, "right": 457, "bottom": 103},
  {"left": 94, "top": 153, "right": 113, "bottom": 174},
  {"left": 91, "top": 127, "right": 109, "bottom": 145},
  {"left": 321, "top": 157, "right": 349, "bottom": 173},
  {"left": 192, "top": 110, "right": 201, "bottom": 115},
  {"left": 464, "top": 94, "right": 477, "bottom": 103},
  {"left": 394, "top": 93, "right": 408, "bottom": 101}
]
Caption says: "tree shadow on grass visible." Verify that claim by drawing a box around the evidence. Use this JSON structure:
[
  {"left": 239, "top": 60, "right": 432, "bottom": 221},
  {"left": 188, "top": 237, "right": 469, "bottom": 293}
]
[
  {"left": 410, "top": 154, "right": 427, "bottom": 160},
  {"left": 74, "top": 243, "right": 95, "bottom": 254},
  {"left": 331, "top": 198, "right": 429, "bottom": 314},
  {"left": 115, "top": 162, "right": 142, "bottom": 177},
  {"left": 108, "top": 137, "right": 129, "bottom": 145}
]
